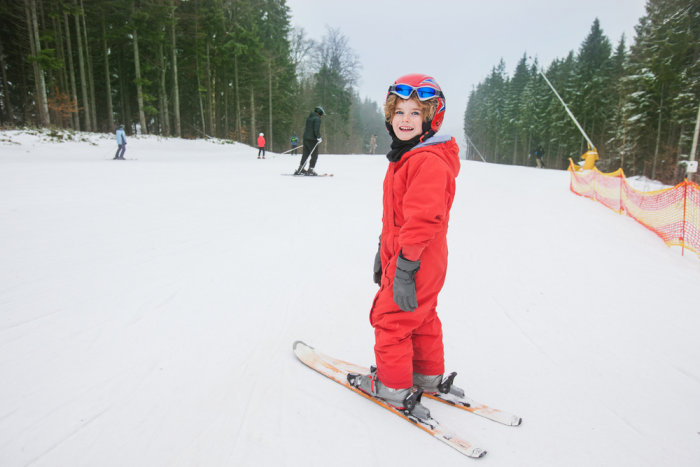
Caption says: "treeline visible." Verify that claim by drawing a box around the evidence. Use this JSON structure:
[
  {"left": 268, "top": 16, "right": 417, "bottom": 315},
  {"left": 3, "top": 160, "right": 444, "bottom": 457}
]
[
  {"left": 463, "top": 0, "right": 700, "bottom": 184},
  {"left": 0, "top": 0, "right": 388, "bottom": 154}
]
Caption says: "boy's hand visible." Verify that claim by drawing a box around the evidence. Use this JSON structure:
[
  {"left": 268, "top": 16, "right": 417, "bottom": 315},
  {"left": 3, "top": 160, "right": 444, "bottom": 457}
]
[
  {"left": 373, "top": 239, "right": 382, "bottom": 285},
  {"left": 393, "top": 254, "right": 420, "bottom": 312}
]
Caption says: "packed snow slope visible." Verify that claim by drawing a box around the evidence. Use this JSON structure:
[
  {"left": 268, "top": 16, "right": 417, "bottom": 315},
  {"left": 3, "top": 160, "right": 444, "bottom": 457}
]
[{"left": 1, "top": 130, "right": 699, "bottom": 467}]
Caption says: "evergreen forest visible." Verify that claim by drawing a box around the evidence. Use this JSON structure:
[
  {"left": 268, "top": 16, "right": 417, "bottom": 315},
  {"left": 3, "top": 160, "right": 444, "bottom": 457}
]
[
  {"left": 463, "top": 0, "right": 700, "bottom": 184},
  {"left": 0, "top": 0, "right": 390, "bottom": 154}
]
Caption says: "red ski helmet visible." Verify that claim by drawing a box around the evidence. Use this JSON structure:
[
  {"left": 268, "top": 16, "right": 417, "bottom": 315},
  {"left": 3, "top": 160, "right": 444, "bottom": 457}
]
[{"left": 386, "top": 73, "right": 446, "bottom": 133}]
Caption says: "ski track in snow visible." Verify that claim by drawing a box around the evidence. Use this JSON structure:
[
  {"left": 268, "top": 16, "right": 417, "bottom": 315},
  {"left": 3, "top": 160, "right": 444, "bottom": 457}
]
[{"left": 1, "top": 130, "right": 700, "bottom": 467}]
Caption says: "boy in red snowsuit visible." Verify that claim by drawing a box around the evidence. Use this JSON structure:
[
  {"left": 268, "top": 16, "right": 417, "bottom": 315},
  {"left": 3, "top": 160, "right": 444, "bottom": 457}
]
[
  {"left": 257, "top": 133, "right": 266, "bottom": 159},
  {"left": 350, "top": 74, "right": 460, "bottom": 418}
]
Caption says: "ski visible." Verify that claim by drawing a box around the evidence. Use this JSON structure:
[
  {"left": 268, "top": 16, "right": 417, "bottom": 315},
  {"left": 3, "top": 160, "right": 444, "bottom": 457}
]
[
  {"left": 281, "top": 173, "right": 333, "bottom": 177},
  {"left": 293, "top": 341, "right": 486, "bottom": 459},
  {"left": 423, "top": 388, "right": 522, "bottom": 426}
]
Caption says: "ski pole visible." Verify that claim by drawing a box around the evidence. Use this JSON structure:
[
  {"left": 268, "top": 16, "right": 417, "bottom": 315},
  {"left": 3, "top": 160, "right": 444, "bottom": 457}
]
[{"left": 279, "top": 146, "right": 299, "bottom": 155}]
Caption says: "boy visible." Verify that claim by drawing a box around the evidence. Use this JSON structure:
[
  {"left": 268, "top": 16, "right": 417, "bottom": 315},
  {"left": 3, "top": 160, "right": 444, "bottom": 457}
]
[
  {"left": 348, "top": 74, "right": 462, "bottom": 419},
  {"left": 257, "top": 132, "right": 266, "bottom": 159}
]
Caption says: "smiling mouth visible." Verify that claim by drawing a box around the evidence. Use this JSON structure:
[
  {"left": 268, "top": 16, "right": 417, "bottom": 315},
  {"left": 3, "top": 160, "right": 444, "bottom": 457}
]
[{"left": 399, "top": 126, "right": 414, "bottom": 131}]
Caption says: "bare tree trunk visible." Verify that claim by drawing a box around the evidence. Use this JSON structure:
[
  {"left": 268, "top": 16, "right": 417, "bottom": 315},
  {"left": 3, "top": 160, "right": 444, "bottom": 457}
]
[
  {"left": 652, "top": 85, "right": 664, "bottom": 180},
  {"left": 64, "top": 13, "right": 80, "bottom": 130},
  {"left": 80, "top": 0, "right": 97, "bottom": 129},
  {"left": 205, "top": 41, "right": 213, "bottom": 136},
  {"left": 158, "top": 42, "right": 169, "bottom": 136},
  {"left": 194, "top": 1, "right": 205, "bottom": 137},
  {"left": 0, "top": 39, "right": 15, "bottom": 124},
  {"left": 250, "top": 87, "right": 255, "bottom": 146},
  {"left": 131, "top": 2, "right": 147, "bottom": 134},
  {"left": 224, "top": 70, "right": 229, "bottom": 138},
  {"left": 73, "top": 0, "right": 91, "bottom": 131},
  {"left": 689, "top": 102, "right": 700, "bottom": 183},
  {"left": 25, "top": 0, "right": 50, "bottom": 127},
  {"left": 118, "top": 51, "right": 127, "bottom": 129},
  {"left": 512, "top": 128, "right": 517, "bottom": 165},
  {"left": 170, "top": 17, "right": 181, "bottom": 137},
  {"left": 268, "top": 61, "right": 273, "bottom": 152},
  {"left": 234, "top": 50, "right": 242, "bottom": 142},
  {"left": 101, "top": 13, "right": 114, "bottom": 131},
  {"left": 20, "top": 58, "right": 31, "bottom": 124}
]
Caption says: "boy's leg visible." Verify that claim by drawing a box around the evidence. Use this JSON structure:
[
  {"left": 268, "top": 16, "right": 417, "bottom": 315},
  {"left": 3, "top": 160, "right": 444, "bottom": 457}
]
[
  {"left": 371, "top": 286, "right": 426, "bottom": 389},
  {"left": 411, "top": 308, "right": 445, "bottom": 377},
  {"left": 114, "top": 145, "right": 121, "bottom": 159}
]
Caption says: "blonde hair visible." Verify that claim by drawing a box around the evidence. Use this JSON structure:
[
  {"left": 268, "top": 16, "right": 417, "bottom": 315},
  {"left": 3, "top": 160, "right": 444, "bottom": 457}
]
[{"left": 384, "top": 94, "right": 438, "bottom": 124}]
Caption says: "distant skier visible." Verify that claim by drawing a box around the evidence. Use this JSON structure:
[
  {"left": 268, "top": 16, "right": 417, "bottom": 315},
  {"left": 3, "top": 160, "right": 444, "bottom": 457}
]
[
  {"left": 294, "top": 106, "right": 324, "bottom": 176},
  {"left": 535, "top": 144, "right": 545, "bottom": 168},
  {"left": 257, "top": 132, "right": 266, "bottom": 159},
  {"left": 290, "top": 132, "right": 299, "bottom": 155},
  {"left": 114, "top": 124, "right": 127, "bottom": 160},
  {"left": 348, "top": 74, "right": 462, "bottom": 419},
  {"left": 370, "top": 134, "right": 377, "bottom": 154}
]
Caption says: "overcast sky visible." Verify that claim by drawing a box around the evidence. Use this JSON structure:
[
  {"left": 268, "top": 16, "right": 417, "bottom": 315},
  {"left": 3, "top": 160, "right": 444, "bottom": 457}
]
[{"left": 285, "top": 0, "right": 648, "bottom": 155}]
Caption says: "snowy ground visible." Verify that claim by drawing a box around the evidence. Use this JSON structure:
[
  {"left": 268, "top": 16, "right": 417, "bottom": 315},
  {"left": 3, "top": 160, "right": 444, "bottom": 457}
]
[{"left": 1, "top": 129, "right": 699, "bottom": 467}]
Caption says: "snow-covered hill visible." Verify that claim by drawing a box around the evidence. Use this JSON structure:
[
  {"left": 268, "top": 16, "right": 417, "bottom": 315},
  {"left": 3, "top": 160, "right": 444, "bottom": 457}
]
[{"left": 1, "top": 130, "right": 698, "bottom": 466}]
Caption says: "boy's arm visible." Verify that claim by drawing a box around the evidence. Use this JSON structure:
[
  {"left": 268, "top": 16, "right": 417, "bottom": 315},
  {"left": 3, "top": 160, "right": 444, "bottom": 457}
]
[{"left": 399, "top": 155, "right": 452, "bottom": 260}]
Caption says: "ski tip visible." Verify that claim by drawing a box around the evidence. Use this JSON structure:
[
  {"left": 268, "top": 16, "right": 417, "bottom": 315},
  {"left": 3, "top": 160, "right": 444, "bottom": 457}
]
[
  {"left": 292, "top": 341, "right": 309, "bottom": 351},
  {"left": 513, "top": 416, "right": 522, "bottom": 426},
  {"left": 472, "top": 448, "right": 487, "bottom": 458}
]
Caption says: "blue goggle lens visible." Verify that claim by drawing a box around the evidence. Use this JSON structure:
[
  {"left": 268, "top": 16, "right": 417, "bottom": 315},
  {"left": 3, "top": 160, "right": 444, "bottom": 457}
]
[
  {"left": 393, "top": 85, "right": 414, "bottom": 97},
  {"left": 416, "top": 87, "right": 438, "bottom": 99},
  {"left": 392, "top": 85, "right": 438, "bottom": 100}
]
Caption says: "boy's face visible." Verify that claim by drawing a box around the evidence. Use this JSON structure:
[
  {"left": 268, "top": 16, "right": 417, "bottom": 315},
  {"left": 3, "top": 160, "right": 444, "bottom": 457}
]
[{"left": 391, "top": 98, "right": 424, "bottom": 141}]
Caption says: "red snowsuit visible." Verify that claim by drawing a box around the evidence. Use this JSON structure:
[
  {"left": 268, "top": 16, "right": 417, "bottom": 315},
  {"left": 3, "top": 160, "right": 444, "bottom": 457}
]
[
  {"left": 371, "top": 137, "right": 460, "bottom": 389},
  {"left": 257, "top": 135, "right": 266, "bottom": 148}
]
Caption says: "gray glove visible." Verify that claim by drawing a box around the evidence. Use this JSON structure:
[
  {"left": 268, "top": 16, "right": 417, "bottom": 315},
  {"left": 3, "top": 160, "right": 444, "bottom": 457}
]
[
  {"left": 393, "top": 253, "right": 420, "bottom": 312},
  {"left": 373, "top": 239, "right": 382, "bottom": 285}
]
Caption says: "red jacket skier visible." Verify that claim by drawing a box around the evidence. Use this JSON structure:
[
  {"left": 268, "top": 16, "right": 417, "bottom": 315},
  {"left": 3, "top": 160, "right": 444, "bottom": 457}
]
[
  {"left": 257, "top": 133, "right": 266, "bottom": 159},
  {"left": 349, "top": 74, "right": 461, "bottom": 419}
]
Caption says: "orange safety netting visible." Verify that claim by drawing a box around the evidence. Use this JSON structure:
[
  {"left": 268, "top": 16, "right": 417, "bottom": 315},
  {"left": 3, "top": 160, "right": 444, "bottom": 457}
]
[{"left": 569, "top": 163, "right": 700, "bottom": 259}]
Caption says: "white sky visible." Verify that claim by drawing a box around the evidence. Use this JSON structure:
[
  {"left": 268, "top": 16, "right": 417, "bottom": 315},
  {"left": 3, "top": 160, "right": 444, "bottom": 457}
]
[{"left": 285, "top": 0, "right": 648, "bottom": 155}]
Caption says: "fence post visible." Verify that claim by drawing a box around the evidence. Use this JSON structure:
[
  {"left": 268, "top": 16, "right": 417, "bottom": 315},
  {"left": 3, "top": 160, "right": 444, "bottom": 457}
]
[{"left": 682, "top": 180, "right": 687, "bottom": 256}]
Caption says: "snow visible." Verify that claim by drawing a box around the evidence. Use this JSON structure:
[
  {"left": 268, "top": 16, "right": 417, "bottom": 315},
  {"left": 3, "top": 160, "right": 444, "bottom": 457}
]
[{"left": 1, "top": 129, "right": 699, "bottom": 467}]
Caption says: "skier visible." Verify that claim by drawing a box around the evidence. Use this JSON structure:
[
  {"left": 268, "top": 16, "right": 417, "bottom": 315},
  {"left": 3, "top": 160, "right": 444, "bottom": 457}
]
[
  {"left": 290, "top": 132, "right": 299, "bottom": 155},
  {"left": 348, "top": 74, "right": 462, "bottom": 419},
  {"left": 114, "top": 124, "right": 127, "bottom": 160},
  {"left": 294, "top": 106, "right": 324, "bottom": 175},
  {"left": 535, "top": 144, "right": 545, "bottom": 168},
  {"left": 257, "top": 132, "right": 266, "bottom": 159},
  {"left": 370, "top": 134, "right": 377, "bottom": 154}
]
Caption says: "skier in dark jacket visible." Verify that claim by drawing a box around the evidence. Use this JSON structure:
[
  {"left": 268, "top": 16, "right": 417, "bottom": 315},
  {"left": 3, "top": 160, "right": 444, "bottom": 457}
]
[
  {"left": 295, "top": 106, "right": 325, "bottom": 175},
  {"left": 535, "top": 144, "right": 545, "bottom": 168}
]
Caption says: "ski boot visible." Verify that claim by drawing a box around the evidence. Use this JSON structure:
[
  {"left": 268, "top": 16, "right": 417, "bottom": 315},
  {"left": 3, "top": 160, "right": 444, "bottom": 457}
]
[
  {"left": 413, "top": 372, "right": 466, "bottom": 398},
  {"left": 348, "top": 368, "right": 430, "bottom": 419},
  {"left": 306, "top": 168, "right": 318, "bottom": 176},
  {"left": 294, "top": 168, "right": 306, "bottom": 176}
]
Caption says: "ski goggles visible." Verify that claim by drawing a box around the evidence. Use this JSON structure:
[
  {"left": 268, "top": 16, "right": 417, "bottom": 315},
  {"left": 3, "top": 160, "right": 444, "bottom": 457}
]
[{"left": 389, "top": 84, "right": 444, "bottom": 101}]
